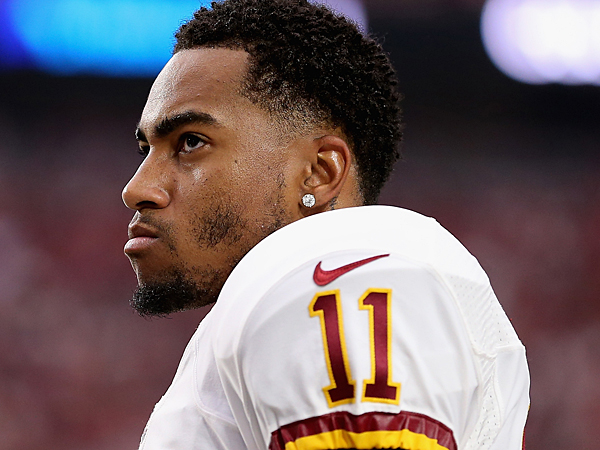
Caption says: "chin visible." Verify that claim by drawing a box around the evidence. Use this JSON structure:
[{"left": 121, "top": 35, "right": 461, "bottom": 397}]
[{"left": 129, "top": 265, "right": 224, "bottom": 317}]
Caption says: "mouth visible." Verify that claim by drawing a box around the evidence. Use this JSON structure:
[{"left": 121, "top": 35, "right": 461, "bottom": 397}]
[{"left": 125, "top": 222, "right": 160, "bottom": 255}]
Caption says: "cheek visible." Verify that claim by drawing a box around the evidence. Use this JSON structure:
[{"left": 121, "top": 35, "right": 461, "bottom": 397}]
[
  {"left": 177, "top": 166, "right": 214, "bottom": 201},
  {"left": 176, "top": 165, "right": 245, "bottom": 232},
  {"left": 235, "top": 150, "right": 286, "bottom": 187},
  {"left": 171, "top": 170, "right": 212, "bottom": 233},
  {"left": 188, "top": 164, "right": 212, "bottom": 188}
]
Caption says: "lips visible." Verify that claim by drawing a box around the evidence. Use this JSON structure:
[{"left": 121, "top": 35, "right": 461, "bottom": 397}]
[
  {"left": 128, "top": 222, "right": 159, "bottom": 240},
  {"left": 125, "top": 222, "right": 160, "bottom": 254}
]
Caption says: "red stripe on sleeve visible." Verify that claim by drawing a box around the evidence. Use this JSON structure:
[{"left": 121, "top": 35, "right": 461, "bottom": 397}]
[{"left": 269, "top": 410, "right": 456, "bottom": 450}]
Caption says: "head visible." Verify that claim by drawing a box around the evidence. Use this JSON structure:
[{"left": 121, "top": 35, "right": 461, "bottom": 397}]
[{"left": 122, "top": 0, "right": 403, "bottom": 316}]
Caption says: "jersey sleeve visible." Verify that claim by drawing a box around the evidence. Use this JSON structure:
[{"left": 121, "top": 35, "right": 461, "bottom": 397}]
[{"left": 212, "top": 250, "right": 528, "bottom": 450}]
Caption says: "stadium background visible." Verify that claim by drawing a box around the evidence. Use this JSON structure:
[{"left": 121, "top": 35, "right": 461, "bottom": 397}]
[{"left": 1, "top": 0, "right": 599, "bottom": 448}]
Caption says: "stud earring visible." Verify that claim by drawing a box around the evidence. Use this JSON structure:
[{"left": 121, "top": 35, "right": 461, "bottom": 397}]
[{"left": 302, "top": 193, "right": 316, "bottom": 208}]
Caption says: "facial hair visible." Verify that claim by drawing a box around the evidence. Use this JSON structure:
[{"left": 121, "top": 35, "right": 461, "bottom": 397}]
[
  {"left": 131, "top": 266, "right": 223, "bottom": 317},
  {"left": 130, "top": 185, "right": 290, "bottom": 317}
]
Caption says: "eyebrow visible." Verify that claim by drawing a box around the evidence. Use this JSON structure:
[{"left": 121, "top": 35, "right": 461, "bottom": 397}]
[{"left": 135, "top": 110, "right": 220, "bottom": 142}]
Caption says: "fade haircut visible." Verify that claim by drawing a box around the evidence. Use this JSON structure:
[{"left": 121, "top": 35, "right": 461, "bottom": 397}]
[{"left": 174, "top": 0, "right": 403, "bottom": 204}]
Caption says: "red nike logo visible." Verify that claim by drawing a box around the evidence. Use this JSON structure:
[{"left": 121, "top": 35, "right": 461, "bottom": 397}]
[{"left": 313, "top": 254, "right": 390, "bottom": 286}]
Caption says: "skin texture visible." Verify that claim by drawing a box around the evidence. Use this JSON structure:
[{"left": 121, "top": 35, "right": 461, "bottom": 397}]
[{"left": 122, "top": 48, "right": 361, "bottom": 315}]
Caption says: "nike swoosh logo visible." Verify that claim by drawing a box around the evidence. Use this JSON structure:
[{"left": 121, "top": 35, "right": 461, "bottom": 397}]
[{"left": 313, "top": 254, "right": 390, "bottom": 286}]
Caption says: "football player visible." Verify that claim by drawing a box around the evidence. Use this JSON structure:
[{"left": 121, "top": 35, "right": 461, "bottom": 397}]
[{"left": 122, "top": 0, "right": 529, "bottom": 449}]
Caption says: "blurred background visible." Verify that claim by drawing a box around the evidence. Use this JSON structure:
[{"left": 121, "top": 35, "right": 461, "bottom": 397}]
[{"left": 1, "top": 0, "right": 599, "bottom": 448}]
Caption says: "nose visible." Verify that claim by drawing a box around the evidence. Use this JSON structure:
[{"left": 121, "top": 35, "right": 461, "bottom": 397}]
[{"left": 122, "top": 152, "right": 171, "bottom": 211}]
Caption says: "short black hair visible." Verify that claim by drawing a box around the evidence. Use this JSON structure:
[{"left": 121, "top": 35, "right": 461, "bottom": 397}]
[{"left": 174, "top": 0, "right": 403, "bottom": 204}]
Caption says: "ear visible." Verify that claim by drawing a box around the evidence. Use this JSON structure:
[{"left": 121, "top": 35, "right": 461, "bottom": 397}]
[{"left": 302, "top": 135, "right": 352, "bottom": 211}]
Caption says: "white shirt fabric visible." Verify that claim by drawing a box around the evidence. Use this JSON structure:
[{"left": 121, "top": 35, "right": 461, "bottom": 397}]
[{"left": 138, "top": 205, "right": 529, "bottom": 450}]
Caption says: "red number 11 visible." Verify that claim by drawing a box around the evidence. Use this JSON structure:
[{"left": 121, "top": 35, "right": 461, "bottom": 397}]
[{"left": 309, "top": 289, "right": 401, "bottom": 408}]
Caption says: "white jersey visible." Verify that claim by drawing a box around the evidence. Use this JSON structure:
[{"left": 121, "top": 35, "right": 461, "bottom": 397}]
[{"left": 138, "top": 206, "right": 529, "bottom": 450}]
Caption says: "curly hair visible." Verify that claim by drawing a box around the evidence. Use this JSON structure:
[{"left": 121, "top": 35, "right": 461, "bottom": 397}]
[{"left": 174, "top": 0, "right": 403, "bottom": 204}]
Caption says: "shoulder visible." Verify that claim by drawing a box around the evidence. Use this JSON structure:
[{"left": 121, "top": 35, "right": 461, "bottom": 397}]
[
  {"left": 218, "top": 205, "right": 477, "bottom": 299},
  {"left": 207, "top": 207, "right": 432, "bottom": 342},
  {"left": 209, "top": 211, "right": 459, "bottom": 425},
  {"left": 204, "top": 206, "right": 528, "bottom": 450},
  {"left": 209, "top": 205, "right": 523, "bottom": 357}
]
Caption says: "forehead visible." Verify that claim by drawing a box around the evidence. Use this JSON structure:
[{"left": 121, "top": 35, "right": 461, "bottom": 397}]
[{"left": 139, "top": 48, "right": 254, "bottom": 132}]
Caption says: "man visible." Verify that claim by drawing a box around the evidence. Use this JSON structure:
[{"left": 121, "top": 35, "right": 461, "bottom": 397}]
[{"left": 122, "top": 0, "right": 529, "bottom": 449}]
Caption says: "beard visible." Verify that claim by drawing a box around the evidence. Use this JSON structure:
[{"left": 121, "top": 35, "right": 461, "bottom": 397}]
[
  {"left": 129, "top": 185, "right": 290, "bottom": 317},
  {"left": 130, "top": 266, "right": 224, "bottom": 317}
]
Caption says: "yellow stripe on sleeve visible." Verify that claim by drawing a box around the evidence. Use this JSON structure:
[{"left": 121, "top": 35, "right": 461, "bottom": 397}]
[{"left": 284, "top": 428, "right": 451, "bottom": 450}]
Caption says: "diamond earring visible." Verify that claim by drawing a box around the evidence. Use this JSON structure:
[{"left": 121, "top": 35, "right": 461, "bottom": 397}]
[{"left": 302, "top": 193, "right": 316, "bottom": 208}]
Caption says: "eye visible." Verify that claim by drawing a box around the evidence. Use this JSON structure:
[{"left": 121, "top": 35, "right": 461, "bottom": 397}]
[
  {"left": 137, "top": 145, "right": 150, "bottom": 158},
  {"left": 179, "top": 134, "right": 207, "bottom": 154}
]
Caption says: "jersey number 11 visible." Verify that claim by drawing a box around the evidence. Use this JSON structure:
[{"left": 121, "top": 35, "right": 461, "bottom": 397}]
[{"left": 309, "top": 289, "right": 401, "bottom": 408}]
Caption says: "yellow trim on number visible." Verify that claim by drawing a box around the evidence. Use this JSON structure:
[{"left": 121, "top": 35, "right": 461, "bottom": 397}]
[
  {"left": 358, "top": 288, "right": 401, "bottom": 405},
  {"left": 309, "top": 290, "right": 356, "bottom": 407}
]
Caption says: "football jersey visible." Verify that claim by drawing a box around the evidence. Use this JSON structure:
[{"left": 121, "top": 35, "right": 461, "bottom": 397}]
[{"left": 138, "top": 205, "right": 529, "bottom": 450}]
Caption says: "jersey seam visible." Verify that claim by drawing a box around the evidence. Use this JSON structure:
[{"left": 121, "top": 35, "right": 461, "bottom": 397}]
[
  {"left": 409, "top": 261, "right": 485, "bottom": 448},
  {"left": 427, "top": 222, "right": 508, "bottom": 450},
  {"left": 192, "top": 332, "right": 239, "bottom": 427}
]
